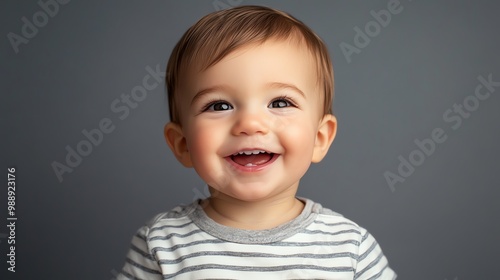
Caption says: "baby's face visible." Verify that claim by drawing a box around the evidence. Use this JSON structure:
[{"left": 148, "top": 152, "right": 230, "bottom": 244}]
[{"left": 176, "top": 39, "right": 326, "bottom": 201}]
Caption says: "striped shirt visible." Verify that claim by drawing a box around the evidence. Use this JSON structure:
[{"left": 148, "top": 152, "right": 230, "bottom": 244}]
[{"left": 118, "top": 197, "right": 396, "bottom": 279}]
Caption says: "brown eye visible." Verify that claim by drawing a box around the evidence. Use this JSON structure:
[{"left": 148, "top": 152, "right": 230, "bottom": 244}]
[
  {"left": 206, "top": 101, "right": 233, "bottom": 111},
  {"left": 269, "top": 99, "right": 291, "bottom": 108}
]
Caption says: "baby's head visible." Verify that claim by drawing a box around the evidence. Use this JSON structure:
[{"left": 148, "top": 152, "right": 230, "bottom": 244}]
[
  {"left": 164, "top": 5, "right": 337, "bottom": 201},
  {"left": 167, "top": 5, "right": 334, "bottom": 123}
]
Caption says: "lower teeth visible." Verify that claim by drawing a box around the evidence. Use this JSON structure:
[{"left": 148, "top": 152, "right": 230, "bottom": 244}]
[{"left": 245, "top": 163, "right": 256, "bottom": 167}]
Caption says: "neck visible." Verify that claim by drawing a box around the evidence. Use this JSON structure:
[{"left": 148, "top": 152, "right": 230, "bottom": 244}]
[{"left": 201, "top": 188, "right": 305, "bottom": 230}]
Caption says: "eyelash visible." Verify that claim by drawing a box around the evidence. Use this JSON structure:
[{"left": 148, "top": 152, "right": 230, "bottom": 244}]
[
  {"left": 201, "top": 98, "right": 230, "bottom": 112},
  {"left": 200, "top": 95, "right": 298, "bottom": 112},
  {"left": 270, "top": 95, "right": 297, "bottom": 108}
]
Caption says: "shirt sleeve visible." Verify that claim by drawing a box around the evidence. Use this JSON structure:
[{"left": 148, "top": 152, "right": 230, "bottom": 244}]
[
  {"left": 116, "top": 225, "right": 163, "bottom": 280},
  {"left": 354, "top": 228, "right": 397, "bottom": 280}
]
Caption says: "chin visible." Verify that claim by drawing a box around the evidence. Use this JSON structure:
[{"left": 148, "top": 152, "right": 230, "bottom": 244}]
[{"left": 230, "top": 186, "right": 281, "bottom": 202}]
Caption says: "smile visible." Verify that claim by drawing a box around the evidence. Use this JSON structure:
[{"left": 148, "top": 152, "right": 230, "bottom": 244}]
[{"left": 225, "top": 149, "right": 279, "bottom": 172}]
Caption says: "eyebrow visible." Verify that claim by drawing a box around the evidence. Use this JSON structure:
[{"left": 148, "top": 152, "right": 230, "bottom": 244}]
[
  {"left": 266, "top": 82, "right": 306, "bottom": 99},
  {"left": 191, "top": 84, "right": 233, "bottom": 106},
  {"left": 191, "top": 82, "right": 306, "bottom": 106}
]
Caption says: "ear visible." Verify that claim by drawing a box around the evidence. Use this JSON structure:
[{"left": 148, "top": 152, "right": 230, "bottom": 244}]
[
  {"left": 311, "top": 114, "right": 337, "bottom": 163},
  {"left": 164, "top": 122, "right": 193, "bottom": 167}
]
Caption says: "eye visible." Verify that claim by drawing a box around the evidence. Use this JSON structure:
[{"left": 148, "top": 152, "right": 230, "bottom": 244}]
[
  {"left": 204, "top": 101, "right": 233, "bottom": 112},
  {"left": 269, "top": 96, "right": 295, "bottom": 108}
]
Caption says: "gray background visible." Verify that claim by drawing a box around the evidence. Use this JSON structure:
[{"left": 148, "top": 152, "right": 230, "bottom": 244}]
[{"left": 2, "top": 0, "right": 499, "bottom": 279}]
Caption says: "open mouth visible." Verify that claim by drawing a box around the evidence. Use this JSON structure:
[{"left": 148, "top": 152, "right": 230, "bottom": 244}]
[{"left": 229, "top": 150, "right": 276, "bottom": 167}]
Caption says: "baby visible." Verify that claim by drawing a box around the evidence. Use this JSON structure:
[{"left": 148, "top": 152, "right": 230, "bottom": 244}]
[{"left": 118, "top": 5, "right": 396, "bottom": 279}]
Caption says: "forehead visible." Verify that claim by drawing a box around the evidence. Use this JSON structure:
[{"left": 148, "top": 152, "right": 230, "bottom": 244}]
[{"left": 179, "top": 39, "right": 319, "bottom": 99}]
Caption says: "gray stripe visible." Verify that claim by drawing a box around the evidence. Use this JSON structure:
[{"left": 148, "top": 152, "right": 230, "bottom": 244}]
[
  {"left": 312, "top": 220, "right": 357, "bottom": 228},
  {"left": 301, "top": 228, "right": 361, "bottom": 236},
  {"left": 152, "top": 239, "right": 226, "bottom": 253},
  {"left": 125, "top": 257, "right": 162, "bottom": 275},
  {"left": 358, "top": 240, "right": 377, "bottom": 262},
  {"left": 152, "top": 239, "right": 360, "bottom": 253},
  {"left": 354, "top": 251, "right": 384, "bottom": 279},
  {"left": 150, "top": 221, "right": 193, "bottom": 232},
  {"left": 366, "top": 263, "right": 390, "bottom": 280},
  {"left": 163, "top": 263, "right": 355, "bottom": 279},
  {"left": 119, "top": 269, "right": 143, "bottom": 280},
  {"left": 272, "top": 240, "right": 360, "bottom": 247},
  {"left": 361, "top": 231, "right": 370, "bottom": 242},
  {"left": 135, "top": 233, "right": 147, "bottom": 242},
  {"left": 158, "top": 251, "right": 358, "bottom": 264},
  {"left": 130, "top": 244, "right": 155, "bottom": 261},
  {"left": 149, "top": 229, "right": 204, "bottom": 241}
]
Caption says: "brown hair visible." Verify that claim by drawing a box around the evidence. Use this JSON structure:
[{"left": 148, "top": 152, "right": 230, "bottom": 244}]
[{"left": 166, "top": 5, "right": 334, "bottom": 123}]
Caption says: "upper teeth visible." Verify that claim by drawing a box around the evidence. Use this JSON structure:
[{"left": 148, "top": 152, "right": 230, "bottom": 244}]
[{"left": 233, "top": 150, "right": 267, "bottom": 156}]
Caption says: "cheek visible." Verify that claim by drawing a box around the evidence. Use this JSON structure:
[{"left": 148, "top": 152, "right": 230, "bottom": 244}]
[
  {"left": 186, "top": 121, "right": 225, "bottom": 162},
  {"left": 280, "top": 117, "right": 317, "bottom": 155},
  {"left": 184, "top": 121, "right": 230, "bottom": 186}
]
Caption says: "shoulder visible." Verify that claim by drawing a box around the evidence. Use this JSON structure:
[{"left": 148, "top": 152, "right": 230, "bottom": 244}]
[
  {"left": 142, "top": 200, "right": 199, "bottom": 231},
  {"left": 304, "top": 198, "right": 397, "bottom": 279},
  {"left": 306, "top": 197, "right": 363, "bottom": 230},
  {"left": 304, "top": 197, "right": 377, "bottom": 245}
]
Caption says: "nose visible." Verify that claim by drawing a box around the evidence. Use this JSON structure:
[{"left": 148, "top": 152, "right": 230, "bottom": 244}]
[{"left": 231, "top": 109, "right": 270, "bottom": 136}]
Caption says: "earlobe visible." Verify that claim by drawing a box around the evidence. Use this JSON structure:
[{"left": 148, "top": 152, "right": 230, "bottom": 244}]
[
  {"left": 311, "top": 114, "right": 337, "bottom": 163},
  {"left": 164, "top": 122, "right": 193, "bottom": 167}
]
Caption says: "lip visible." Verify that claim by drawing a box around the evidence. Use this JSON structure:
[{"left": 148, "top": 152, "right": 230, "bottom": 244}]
[{"left": 224, "top": 153, "right": 279, "bottom": 172}]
